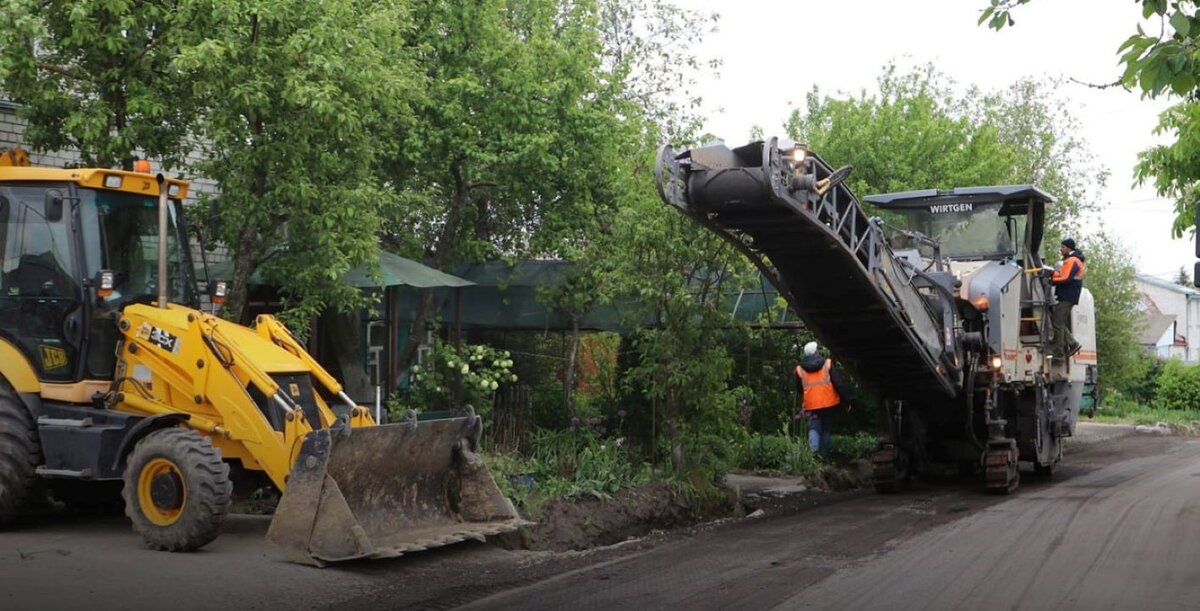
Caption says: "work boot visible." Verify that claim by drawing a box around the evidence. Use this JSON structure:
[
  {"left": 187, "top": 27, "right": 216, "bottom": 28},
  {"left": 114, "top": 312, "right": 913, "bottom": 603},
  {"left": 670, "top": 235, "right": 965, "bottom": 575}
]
[{"left": 1066, "top": 342, "right": 1082, "bottom": 358}]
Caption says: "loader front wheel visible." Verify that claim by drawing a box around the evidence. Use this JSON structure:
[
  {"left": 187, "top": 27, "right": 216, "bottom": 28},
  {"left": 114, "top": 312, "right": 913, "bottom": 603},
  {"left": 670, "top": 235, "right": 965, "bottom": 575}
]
[
  {"left": 0, "top": 382, "right": 40, "bottom": 525},
  {"left": 122, "top": 428, "right": 231, "bottom": 551}
]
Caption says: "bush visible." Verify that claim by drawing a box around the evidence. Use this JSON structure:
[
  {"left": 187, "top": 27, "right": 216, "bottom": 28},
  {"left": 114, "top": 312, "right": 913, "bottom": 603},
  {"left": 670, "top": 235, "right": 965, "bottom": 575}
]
[
  {"left": 741, "top": 433, "right": 820, "bottom": 475},
  {"left": 830, "top": 432, "right": 877, "bottom": 462},
  {"left": 522, "top": 428, "right": 650, "bottom": 501},
  {"left": 390, "top": 340, "right": 517, "bottom": 419},
  {"left": 1155, "top": 360, "right": 1200, "bottom": 411}
]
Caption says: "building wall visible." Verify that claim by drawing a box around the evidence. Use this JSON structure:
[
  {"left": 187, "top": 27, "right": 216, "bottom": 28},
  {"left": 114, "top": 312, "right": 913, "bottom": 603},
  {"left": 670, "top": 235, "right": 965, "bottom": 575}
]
[{"left": 1137, "top": 279, "right": 1200, "bottom": 363}]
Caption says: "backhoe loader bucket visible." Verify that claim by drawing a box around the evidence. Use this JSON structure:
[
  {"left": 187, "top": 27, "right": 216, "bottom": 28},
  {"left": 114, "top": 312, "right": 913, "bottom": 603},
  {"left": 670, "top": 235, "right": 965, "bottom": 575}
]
[{"left": 265, "top": 413, "right": 527, "bottom": 565}]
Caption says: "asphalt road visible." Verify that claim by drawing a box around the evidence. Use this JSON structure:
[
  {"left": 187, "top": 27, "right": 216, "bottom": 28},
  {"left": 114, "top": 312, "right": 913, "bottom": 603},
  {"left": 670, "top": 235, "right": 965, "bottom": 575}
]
[
  {"left": 459, "top": 426, "right": 1200, "bottom": 611},
  {"left": 2, "top": 424, "right": 1196, "bottom": 611}
]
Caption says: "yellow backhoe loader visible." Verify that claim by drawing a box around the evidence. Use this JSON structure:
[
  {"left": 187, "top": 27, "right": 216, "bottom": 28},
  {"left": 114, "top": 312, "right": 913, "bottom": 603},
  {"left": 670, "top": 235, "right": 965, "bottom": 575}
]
[{"left": 0, "top": 149, "right": 524, "bottom": 565}]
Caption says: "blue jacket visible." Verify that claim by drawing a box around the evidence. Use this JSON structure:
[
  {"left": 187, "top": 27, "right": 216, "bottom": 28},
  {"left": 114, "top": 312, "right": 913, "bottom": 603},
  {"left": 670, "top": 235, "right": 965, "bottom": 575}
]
[{"left": 1052, "top": 249, "right": 1085, "bottom": 304}]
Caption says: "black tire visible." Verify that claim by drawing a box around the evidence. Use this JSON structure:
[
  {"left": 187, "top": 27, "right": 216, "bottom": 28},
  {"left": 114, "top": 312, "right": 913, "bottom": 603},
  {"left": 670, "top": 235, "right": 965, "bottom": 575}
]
[
  {"left": 0, "top": 381, "right": 41, "bottom": 525},
  {"left": 122, "top": 428, "right": 231, "bottom": 552}
]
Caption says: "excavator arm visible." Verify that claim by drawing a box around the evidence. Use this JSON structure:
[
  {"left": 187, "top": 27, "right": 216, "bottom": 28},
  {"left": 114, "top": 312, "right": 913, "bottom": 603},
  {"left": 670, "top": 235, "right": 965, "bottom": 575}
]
[{"left": 113, "top": 302, "right": 525, "bottom": 565}]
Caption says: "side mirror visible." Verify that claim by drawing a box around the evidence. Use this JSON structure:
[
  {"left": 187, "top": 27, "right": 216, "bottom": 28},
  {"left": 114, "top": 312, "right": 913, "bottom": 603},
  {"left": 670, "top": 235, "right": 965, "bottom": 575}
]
[{"left": 44, "top": 189, "right": 64, "bottom": 222}]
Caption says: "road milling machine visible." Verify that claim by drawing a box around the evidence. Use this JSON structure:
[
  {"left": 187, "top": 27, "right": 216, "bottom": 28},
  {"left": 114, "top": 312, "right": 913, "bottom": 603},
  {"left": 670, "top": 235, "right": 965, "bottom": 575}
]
[
  {"left": 656, "top": 138, "right": 1097, "bottom": 494},
  {"left": 0, "top": 151, "right": 524, "bottom": 565}
]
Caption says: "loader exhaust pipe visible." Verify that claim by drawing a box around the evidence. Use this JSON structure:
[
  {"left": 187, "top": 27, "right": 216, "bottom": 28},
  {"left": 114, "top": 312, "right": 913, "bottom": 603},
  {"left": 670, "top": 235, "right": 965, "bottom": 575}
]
[{"left": 156, "top": 173, "right": 169, "bottom": 309}]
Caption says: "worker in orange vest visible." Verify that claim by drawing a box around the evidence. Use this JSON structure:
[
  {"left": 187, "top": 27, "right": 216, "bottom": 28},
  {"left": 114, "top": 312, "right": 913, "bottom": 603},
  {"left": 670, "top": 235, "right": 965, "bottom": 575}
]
[
  {"left": 1049, "top": 238, "right": 1085, "bottom": 358},
  {"left": 795, "top": 341, "right": 850, "bottom": 459}
]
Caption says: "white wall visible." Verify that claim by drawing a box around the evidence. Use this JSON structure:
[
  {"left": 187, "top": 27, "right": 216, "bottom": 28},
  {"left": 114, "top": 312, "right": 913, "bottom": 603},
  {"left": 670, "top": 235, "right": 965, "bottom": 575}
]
[{"left": 1137, "top": 278, "right": 1200, "bottom": 363}]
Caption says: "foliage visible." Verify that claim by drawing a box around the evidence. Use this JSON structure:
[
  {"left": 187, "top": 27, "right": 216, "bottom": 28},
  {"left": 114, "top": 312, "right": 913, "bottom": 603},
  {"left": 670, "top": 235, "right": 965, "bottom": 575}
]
[
  {"left": 1079, "top": 230, "right": 1145, "bottom": 397},
  {"left": 175, "top": 0, "right": 418, "bottom": 324},
  {"left": 786, "top": 64, "right": 1104, "bottom": 235},
  {"left": 741, "top": 432, "right": 820, "bottom": 475},
  {"left": 1154, "top": 359, "right": 1200, "bottom": 411},
  {"left": 984, "top": 0, "right": 1200, "bottom": 237},
  {"left": 486, "top": 428, "right": 651, "bottom": 507},
  {"left": 1135, "top": 101, "right": 1200, "bottom": 239},
  {"left": 0, "top": 0, "right": 195, "bottom": 169},
  {"left": 1096, "top": 392, "right": 1200, "bottom": 426},
  {"left": 390, "top": 340, "right": 516, "bottom": 418},
  {"left": 1122, "top": 352, "right": 1165, "bottom": 404},
  {"left": 387, "top": 0, "right": 645, "bottom": 375},
  {"left": 830, "top": 432, "right": 879, "bottom": 463}
]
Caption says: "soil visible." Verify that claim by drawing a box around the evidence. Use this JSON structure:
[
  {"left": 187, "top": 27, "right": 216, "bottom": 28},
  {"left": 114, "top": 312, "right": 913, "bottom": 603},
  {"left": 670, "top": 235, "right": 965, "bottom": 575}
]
[
  {"left": 502, "top": 459, "right": 872, "bottom": 553},
  {"left": 502, "top": 482, "right": 737, "bottom": 552}
]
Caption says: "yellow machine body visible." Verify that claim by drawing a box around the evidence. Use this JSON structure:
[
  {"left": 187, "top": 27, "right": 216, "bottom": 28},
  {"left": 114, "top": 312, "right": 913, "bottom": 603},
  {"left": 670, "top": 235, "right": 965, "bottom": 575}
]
[{"left": 0, "top": 157, "right": 525, "bottom": 564}]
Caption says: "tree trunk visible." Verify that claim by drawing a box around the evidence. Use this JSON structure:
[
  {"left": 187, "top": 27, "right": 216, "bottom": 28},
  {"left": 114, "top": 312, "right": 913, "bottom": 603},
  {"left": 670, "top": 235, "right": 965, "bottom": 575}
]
[
  {"left": 395, "top": 160, "right": 469, "bottom": 373},
  {"left": 224, "top": 227, "right": 264, "bottom": 324},
  {"left": 321, "top": 309, "right": 373, "bottom": 403},
  {"left": 563, "top": 314, "right": 580, "bottom": 416}
]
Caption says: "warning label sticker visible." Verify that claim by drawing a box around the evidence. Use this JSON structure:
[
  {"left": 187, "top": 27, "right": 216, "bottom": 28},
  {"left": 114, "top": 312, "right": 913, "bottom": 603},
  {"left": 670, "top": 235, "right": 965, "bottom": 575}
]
[{"left": 135, "top": 322, "right": 182, "bottom": 354}]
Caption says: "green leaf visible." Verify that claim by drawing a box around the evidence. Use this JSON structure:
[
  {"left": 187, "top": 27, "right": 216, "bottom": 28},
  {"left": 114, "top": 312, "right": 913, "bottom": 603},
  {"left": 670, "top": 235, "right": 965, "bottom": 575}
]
[
  {"left": 1171, "top": 10, "right": 1190, "bottom": 37},
  {"left": 1170, "top": 73, "right": 1196, "bottom": 95},
  {"left": 978, "top": 6, "right": 995, "bottom": 26}
]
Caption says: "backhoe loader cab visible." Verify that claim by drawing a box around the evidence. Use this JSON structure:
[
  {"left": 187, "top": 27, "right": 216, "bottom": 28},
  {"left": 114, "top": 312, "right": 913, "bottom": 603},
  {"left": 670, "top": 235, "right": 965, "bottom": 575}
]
[{"left": 0, "top": 155, "right": 524, "bottom": 564}]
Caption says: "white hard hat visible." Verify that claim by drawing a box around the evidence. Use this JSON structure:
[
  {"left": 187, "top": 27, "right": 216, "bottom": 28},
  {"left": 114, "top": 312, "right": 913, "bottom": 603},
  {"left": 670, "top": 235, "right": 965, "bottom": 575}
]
[{"left": 803, "top": 341, "right": 818, "bottom": 356}]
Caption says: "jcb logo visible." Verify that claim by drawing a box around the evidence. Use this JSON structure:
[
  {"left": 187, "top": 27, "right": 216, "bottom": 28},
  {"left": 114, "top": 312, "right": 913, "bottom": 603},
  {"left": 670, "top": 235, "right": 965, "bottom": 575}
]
[{"left": 40, "top": 345, "right": 68, "bottom": 370}]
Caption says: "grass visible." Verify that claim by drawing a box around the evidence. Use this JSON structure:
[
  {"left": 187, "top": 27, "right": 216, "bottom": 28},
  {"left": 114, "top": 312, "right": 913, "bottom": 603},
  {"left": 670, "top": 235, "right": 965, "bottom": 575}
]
[{"left": 1089, "top": 396, "right": 1200, "bottom": 428}]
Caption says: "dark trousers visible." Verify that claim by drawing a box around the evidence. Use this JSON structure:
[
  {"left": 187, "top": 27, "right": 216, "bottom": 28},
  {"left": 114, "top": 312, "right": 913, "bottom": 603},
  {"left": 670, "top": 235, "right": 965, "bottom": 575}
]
[
  {"left": 1051, "top": 300, "right": 1076, "bottom": 356},
  {"left": 806, "top": 409, "right": 834, "bottom": 459}
]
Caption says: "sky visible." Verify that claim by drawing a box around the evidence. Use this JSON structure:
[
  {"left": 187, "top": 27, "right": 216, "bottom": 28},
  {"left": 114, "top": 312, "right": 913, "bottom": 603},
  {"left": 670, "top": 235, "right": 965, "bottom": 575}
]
[{"left": 674, "top": 0, "right": 1189, "bottom": 280}]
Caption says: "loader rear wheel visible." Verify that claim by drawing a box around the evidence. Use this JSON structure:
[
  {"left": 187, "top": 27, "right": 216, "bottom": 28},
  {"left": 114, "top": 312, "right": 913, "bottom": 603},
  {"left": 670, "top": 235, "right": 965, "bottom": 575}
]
[
  {"left": 0, "top": 382, "right": 40, "bottom": 525},
  {"left": 122, "top": 428, "right": 231, "bottom": 551}
]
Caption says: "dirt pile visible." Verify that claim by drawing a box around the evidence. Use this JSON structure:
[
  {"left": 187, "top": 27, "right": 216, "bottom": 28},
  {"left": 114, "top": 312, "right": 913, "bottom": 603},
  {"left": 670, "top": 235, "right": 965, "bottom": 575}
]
[{"left": 505, "top": 482, "right": 734, "bottom": 552}]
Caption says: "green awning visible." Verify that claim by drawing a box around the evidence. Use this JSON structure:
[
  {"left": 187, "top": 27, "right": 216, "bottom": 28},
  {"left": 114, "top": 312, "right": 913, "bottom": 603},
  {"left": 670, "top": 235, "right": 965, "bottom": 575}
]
[
  {"left": 344, "top": 251, "right": 473, "bottom": 288},
  {"left": 204, "top": 250, "right": 473, "bottom": 289}
]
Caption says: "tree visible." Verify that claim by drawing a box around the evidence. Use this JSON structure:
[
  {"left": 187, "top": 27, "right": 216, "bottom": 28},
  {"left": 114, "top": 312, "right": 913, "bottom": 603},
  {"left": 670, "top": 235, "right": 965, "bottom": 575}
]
[
  {"left": 1081, "top": 230, "right": 1145, "bottom": 397},
  {"left": 387, "top": 0, "right": 635, "bottom": 373},
  {"left": 984, "top": 0, "right": 1200, "bottom": 237},
  {"left": 786, "top": 65, "right": 1105, "bottom": 249},
  {"left": 0, "top": 0, "right": 196, "bottom": 168},
  {"left": 174, "top": 0, "right": 419, "bottom": 325},
  {"left": 1177, "top": 265, "right": 1193, "bottom": 286}
]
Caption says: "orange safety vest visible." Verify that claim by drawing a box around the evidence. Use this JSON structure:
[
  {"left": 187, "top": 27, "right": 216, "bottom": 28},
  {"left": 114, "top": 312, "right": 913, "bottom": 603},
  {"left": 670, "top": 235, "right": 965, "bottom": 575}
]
[
  {"left": 796, "top": 359, "right": 841, "bottom": 411},
  {"left": 1051, "top": 254, "right": 1085, "bottom": 282}
]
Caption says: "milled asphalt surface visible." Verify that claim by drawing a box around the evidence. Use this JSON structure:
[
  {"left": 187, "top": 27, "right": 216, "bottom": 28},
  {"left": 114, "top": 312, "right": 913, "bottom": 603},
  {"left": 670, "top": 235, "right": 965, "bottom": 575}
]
[
  {"left": 456, "top": 424, "right": 1200, "bottom": 611},
  {"left": 1, "top": 423, "right": 1195, "bottom": 610}
]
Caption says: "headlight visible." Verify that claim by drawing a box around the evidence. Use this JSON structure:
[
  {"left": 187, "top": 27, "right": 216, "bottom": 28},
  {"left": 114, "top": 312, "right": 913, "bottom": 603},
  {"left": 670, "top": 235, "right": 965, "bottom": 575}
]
[
  {"left": 167, "top": 183, "right": 182, "bottom": 197},
  {"left": 791, "top": 147, "right": 808, "bottom": 164},
  {"left": 103, "top": 174, "right": 123, "bottom": 188},
  {"left": 990, "top": 356, "right": 1003, "bottom": 370}
]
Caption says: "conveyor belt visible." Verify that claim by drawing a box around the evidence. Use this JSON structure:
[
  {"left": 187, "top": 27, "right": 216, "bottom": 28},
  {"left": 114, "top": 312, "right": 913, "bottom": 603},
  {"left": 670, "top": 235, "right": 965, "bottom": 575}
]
[{"left": 656, "top": 139, "right": 958, "bottom": 399}]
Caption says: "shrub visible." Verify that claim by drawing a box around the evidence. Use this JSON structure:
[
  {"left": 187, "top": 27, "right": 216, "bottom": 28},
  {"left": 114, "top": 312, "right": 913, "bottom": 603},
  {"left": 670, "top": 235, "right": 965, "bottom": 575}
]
[
  {"left": 1155, "top": 359, "right": 1200, "bottom": 411},
  {"left": 742, "top": 433, "right": 820, "bottom": 475},
  {"left": 390, "top": 340, "right": 516, "bottom": 419},
  {"left": 830, "top": 432, "right": 877, "bottom": 462}
]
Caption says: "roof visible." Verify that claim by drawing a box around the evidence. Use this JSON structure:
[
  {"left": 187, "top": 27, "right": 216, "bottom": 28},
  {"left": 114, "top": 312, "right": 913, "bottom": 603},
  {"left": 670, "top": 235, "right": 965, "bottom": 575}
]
[
  {"left": 1139, "top": 313, "right": 1177, "bottom": 346},
  {"left": 345, "top": 251, "right": 473, "bottom": 288},
  {"left": 864, "top": 185, "right": 1056, "bottom": 214},
  {"left": 1136, "top": 274, "right": 1200, "bottom": 296},
  {"left": 0, "top": 166, "right": 189, "bottom": 199},
  {"left": 208, "top": 250, "right": 473, "bottom": 289}
]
